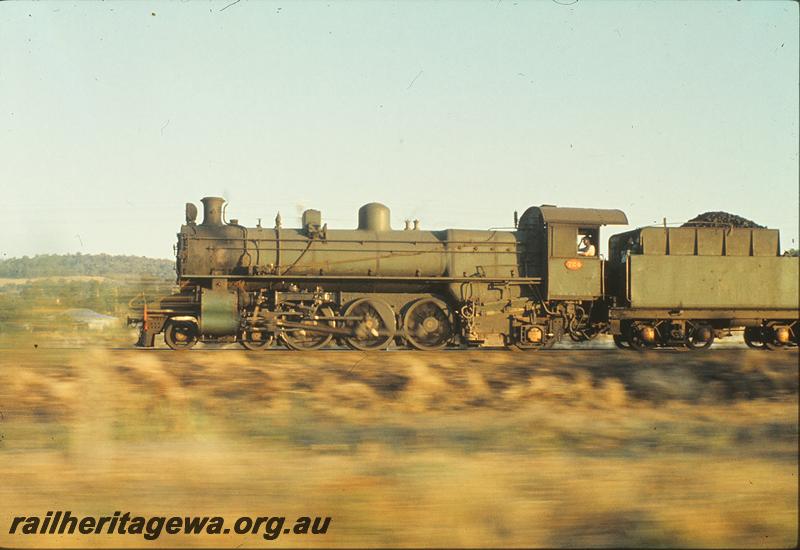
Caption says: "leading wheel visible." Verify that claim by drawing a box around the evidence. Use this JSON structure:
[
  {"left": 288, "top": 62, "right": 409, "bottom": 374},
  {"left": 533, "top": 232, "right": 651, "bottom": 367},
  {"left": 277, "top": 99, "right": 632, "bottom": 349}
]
[
  {"left": 164, "top": 321, "right": 198, "bottom": 350},
  {"left": 344, "top": 298, "right": 396, "bottom": 351},
  {"left": 402, "top": 298, "right": 454, "bottom": 351}
]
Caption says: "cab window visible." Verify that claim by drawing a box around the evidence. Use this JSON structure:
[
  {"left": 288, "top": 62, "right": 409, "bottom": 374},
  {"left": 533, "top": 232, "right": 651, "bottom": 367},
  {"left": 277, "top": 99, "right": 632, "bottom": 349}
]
[
  {"left": 577, "top": 228, "right": 597, "bottom": 257},
  {"left": 551, "top": 225, "right": 578, "bottom": 257}
]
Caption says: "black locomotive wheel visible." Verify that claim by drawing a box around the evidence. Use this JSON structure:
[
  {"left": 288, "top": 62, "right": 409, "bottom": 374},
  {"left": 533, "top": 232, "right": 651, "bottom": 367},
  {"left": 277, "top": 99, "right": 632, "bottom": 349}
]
[
  {"left": 612, "top": 334, "right": 630, "bottom": 349},
  {"left": 239, "top": 329, "right": 274, "bottom": 351},
  {"left": 686, "top": 324, "right": 714, "bottom": 350},
  {"left": 164, "top": 321, "right": 198, "bottom": 350},
  {"left": 281, "top": 306, "right": 335, "bottom": 351},
  {"left": 403, "top": 298, "right": 453, "bottom": 351},
  {"left": 743, "top": 327, "right": 766, "bottom": 349},
  {"left": 344, "top": 298, "right": 396, "bottom": 351}
]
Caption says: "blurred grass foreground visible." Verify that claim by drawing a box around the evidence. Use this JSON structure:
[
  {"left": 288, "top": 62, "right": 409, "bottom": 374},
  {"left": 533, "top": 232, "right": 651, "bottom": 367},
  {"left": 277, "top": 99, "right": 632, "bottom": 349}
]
[
  {"left": 0, "top": 255, "right": 797, "bottom": 547},
  {"left": 0, "top": 347, "right": 797, "bottom": 548}
]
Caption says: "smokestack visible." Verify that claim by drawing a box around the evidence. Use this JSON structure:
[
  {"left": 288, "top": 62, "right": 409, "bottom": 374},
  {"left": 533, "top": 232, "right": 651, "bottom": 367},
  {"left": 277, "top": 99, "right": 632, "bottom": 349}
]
[{"left": 200, "top": 197, "right": 225, "bottom": 226}]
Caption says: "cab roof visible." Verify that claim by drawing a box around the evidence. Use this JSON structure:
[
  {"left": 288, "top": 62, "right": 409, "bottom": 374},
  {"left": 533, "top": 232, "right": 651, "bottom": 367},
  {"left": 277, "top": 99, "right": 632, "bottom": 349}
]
[{"left": 519, "top": 206, "right": 628, "bottom": 228}]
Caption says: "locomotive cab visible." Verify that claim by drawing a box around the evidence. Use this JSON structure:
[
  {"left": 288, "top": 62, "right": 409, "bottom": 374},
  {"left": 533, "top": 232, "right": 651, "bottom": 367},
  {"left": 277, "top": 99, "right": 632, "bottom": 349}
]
[{"left": 517, "top": 206, "right": 628, "bottom": 300}]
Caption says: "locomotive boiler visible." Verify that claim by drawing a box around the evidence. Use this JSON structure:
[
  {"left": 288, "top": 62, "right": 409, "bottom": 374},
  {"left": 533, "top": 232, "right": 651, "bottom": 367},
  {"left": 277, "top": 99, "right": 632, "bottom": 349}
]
[{"left": 133, "top": 196, "right": 629, "bottom": 350}]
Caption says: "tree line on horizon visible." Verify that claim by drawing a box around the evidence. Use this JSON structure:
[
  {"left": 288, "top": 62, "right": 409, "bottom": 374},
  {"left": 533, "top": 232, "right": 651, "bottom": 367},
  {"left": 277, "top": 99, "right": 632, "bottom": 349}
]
[{"left": 0, "top": 253, "right": 175, "bottom": 279}]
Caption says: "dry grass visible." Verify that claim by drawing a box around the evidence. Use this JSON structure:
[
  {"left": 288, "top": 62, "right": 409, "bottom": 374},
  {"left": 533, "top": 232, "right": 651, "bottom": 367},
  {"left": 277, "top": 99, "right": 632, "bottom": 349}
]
[{"left": 0, "top": 347, "right": 797, "bottom": 547}]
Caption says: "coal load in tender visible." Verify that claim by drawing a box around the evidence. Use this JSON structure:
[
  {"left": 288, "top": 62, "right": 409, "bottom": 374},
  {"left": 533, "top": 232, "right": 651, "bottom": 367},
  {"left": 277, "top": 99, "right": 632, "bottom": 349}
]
[{"left": 682, "top": 211, "right": 765, "bottom": 228}]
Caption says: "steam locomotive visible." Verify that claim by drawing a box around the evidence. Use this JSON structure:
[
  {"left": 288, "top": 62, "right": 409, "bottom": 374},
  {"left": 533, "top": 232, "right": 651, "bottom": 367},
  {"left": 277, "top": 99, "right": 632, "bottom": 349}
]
[{"left": 130, "top": 197, "right": 799, "bottom": 351}]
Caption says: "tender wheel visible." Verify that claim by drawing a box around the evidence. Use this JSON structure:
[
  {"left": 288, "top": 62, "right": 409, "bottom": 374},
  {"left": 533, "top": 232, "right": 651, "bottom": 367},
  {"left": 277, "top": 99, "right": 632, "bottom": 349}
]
[
  {"left": 763, "top": 322, "right": 793, "bottom": 351},
  {"left": 280, "top": 306, "right": 335, "bottom": 351},
  {"left": 686, "top": 324, "right": 714, "bottom": 350},
  {"left": 164, "top": 321, "right": 198, "bottom": 350},
  {"left": 613, "top": 334, "right": 630, "bottom": 349},
  {"left": 743, "top": 326, "right": 765, "bottom": 349},
  {"left": 627, "top": 323, "right": 657, "bottom": 351},
  {"left": 344, "top": 298, "right": 396, "bottom": 351},
  {"left": 402, "top": 298, "right": 454, "bottom": 351},
  {"left": 239, "top": 329, "right": 274, "bottom": 351}
]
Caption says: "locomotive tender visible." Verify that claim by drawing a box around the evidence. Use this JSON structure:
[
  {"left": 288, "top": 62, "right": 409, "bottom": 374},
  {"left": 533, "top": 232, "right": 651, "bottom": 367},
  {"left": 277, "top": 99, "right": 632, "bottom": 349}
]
[{"left": 131, "top": 197, "right": 799, "bottom": 351}]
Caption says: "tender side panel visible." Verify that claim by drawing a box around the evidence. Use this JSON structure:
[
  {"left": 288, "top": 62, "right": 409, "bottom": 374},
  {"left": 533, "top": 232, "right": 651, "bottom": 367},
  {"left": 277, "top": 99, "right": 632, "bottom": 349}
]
[
  {"left": 696, "top": 228, "right": 724, "bottom": 255},
  {"left": 629, "top": 256, "right": 799, "bottom": 309},
  {"left": 636, "top": 227, "right": 780, "bottom": 257}
]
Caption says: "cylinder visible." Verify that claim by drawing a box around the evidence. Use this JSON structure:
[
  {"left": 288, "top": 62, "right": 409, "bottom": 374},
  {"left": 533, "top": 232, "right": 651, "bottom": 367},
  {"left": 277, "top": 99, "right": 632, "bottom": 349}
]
[
  {"left": 358, "top": 203, "right": 391, "bottom": 231},
  {"left": 201, "top": 197, "right": 225, "bottom": 226},
  {"left": 200, "top": 288, "right": 240, "bottom": 336}
]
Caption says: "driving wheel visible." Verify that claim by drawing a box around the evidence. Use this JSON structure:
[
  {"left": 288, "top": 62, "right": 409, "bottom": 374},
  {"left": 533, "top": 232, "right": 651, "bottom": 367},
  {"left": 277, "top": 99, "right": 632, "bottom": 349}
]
[
  {"left": 343, "top": 298, "right": 396, "bottom": 351},
  {"left": 402, "top": 298, "right": 454, "bottom": 351}
]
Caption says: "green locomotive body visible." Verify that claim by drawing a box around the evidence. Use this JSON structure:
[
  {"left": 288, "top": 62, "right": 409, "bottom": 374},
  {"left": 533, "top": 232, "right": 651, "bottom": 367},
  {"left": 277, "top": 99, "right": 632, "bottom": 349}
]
[
  {"left": 130, "top": 197, "right": 798, "bottom": 351},
  {"left": 134, "top": 197, "right": 627, "bottom": 350}
]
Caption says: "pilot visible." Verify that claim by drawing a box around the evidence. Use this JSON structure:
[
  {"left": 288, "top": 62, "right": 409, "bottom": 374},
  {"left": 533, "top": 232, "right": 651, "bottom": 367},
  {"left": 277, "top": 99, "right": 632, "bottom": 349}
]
[{"left": 577, "top": 236, "right": 596, "bottom": 257}]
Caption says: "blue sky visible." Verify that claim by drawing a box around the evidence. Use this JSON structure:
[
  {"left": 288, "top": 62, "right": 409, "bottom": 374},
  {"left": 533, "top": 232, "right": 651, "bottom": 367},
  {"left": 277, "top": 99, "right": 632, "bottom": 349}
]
[{"left": 1, "top": 0, "right": 797, "bottom": 258}]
